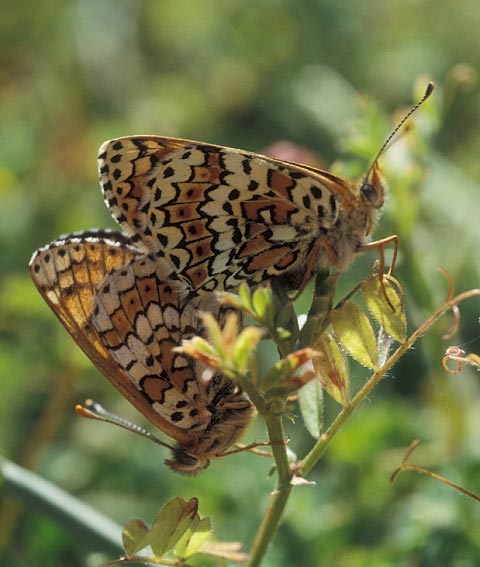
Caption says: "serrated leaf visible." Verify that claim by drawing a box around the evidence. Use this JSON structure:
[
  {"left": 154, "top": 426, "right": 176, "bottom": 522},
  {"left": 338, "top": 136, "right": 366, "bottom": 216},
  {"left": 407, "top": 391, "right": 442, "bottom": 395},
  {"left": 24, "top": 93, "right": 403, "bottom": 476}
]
[
  {"left": 313, "top": 333, "right": 350, "bottom": 406},
  {"left": 331, "top": 301, "right": 378, "bottom": 369},
  {"left": 122, "top": 519, "right": 149, "bottom": 557},
  {"left": 175, "top": 516, "right": 212, "bottom": 559},
  {"left": 361, "top": 275, "right": 407, "bottom": 342},
  {"left": 298, "top": 378, "right": 324, "bottom": 439}
]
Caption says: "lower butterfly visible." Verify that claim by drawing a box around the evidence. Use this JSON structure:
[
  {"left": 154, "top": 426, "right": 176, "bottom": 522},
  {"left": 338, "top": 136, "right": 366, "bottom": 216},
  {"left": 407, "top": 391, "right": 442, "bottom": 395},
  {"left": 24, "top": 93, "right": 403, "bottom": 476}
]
[{"left": 29, "top": 230, "right": 254, "bottom": 474}]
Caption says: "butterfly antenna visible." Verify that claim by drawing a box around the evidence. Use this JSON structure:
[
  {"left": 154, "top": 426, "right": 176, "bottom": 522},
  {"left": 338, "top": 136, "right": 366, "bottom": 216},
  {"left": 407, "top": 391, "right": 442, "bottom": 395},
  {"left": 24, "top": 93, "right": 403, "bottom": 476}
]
[
  {"left": 365, "top": 81, "right": 435, "bottom": 179},
  {"left": 75, "top": 399, "right": 177, "bottom": 451}
]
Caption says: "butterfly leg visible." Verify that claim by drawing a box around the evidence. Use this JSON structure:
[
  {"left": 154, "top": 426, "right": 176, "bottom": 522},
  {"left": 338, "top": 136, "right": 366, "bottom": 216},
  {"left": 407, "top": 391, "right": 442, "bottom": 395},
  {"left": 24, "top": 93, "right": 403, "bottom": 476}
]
[
  {"left": 221, "top": 437, "right": 290, "bottom": 458},
  {"left": 359, "top": 233, "right": 399, "bottom": 273},
  {"left": 358, "top": 234, "right": 399, "bottom": 310},
  {"left": 292, "top": 237, "right": 337, "bottom": 300}
]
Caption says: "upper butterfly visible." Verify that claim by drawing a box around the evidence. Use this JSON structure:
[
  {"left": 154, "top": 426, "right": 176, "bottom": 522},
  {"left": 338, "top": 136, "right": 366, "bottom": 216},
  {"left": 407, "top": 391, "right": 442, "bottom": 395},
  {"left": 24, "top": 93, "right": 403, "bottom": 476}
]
[{"left": 97, "top": 83, "right": 433, "bottom": 296}]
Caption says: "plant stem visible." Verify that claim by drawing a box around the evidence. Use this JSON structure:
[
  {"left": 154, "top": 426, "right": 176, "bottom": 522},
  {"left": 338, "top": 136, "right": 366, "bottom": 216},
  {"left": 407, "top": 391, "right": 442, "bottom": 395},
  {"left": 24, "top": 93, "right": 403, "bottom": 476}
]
[
  {"left": 299, "top": 288, "right": 480, "bottom": 477},
  {"left": 247, "top": 414, "right": 293, "bottom": 567}
]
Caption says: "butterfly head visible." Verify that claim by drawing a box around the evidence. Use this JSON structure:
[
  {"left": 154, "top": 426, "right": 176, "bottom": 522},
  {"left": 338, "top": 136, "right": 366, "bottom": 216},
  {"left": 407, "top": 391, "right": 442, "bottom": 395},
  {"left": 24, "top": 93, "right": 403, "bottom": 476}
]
[
  {"left": 360, "top": 160, "right": 385, "bottom": 211},
  {"left": 165, "top": 447, "right": 210, "bottom": 475},
  {"left": 359, "top": 82, "right": 435, "bottom": 217}
]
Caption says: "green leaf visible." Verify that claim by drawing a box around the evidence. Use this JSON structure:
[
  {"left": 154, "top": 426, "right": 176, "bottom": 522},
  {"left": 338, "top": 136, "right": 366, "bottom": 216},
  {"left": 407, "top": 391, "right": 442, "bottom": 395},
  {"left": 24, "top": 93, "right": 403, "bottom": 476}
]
[
  {"left": 149, "top": 497, "right": 198, "bottom": 557},
  {"left": 220, "top": 283, "right": 254, "bottom": 315},
  {"left": 261, "top": 348, "right": 318, "bottom": 391},
  {"left": 238, "top": 282, "right": 253, "bottom": 311},
  {"left": 122, "top": 519, "right": 149, "bottom": 557},
  {"left": 276, "top": 327, "right": 292, "bottom": 340},
  {"left": 361, "top": 275, "right": 407, "bottom": 343},
  {"left": 122, "top": 497, "right": 198, "bottom": 557},
  {"left": 331, "top": 301, "right": 379, "bottom": 369},
  {"left": 219, "top": 291, "right": 245, "bottom": 311},
  {"left": 313, "top": 333, "right": 350, "bottom": 406},
  {"left": 232, "top": 326, "right": 263, "bottom": 373},
  {"left": 201, "top": 312, "right": 225, "bottom": 354},
  {"left": 175, "top": 516, "right": 212, "bottom": 559},
  {"left": 298, "top": 378, "right": 324, "bottom": 439},
  {"left": 298, "top": 271, "right": 339, "bottom": 347},
  {"left": 252, "top": 286, "right": 272, "bottom": 320},
  {"left": 186, "top": 336, "right": 218, "bottom": 356}
]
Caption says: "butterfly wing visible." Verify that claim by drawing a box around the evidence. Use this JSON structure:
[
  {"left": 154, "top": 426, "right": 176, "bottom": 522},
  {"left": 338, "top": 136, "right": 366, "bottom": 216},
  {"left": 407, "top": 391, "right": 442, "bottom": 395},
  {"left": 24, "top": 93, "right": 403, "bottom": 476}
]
[
  {"left": 29, "top": 230, "right": 193, "bottom": 444},
  {"left": 98, "top": 136, "right": 356, "bottom": 293},
  {"left": 91, "top": 255, "right": 217, "bottom": 433}
]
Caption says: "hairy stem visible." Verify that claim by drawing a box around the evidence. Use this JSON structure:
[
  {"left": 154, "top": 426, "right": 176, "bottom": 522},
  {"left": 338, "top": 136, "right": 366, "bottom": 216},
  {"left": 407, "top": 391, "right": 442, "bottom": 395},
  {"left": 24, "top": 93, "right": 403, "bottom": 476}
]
[
  {"left": 299, "top": 288, "right": 480, "bottom": 476},
  {"left": 247, "top": 414, "right": 293, "bottom": 567}
]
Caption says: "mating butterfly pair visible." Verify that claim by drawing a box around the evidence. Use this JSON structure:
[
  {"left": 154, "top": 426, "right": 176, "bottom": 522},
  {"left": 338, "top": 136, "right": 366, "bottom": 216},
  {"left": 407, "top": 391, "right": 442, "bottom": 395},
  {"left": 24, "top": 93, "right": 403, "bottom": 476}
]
[{"left": 30, "top": 83, "right": 433, "bottom": 473}]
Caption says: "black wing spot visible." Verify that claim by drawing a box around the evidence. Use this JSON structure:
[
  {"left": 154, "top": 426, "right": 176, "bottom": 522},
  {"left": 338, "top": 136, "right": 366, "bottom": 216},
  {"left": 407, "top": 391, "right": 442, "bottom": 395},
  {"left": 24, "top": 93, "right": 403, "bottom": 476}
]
[{"left": 311, "top": 186, "right": 322, "bottom": 200}]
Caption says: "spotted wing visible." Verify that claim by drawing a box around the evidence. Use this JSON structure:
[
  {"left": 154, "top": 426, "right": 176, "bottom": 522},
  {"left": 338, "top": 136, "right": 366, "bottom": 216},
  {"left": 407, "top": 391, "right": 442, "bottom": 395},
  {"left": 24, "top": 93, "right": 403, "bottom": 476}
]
[
  {"left": 29, "top": 230, "right": 193, "bottom": 444},
  {"left": 98, "top": 136, "right": 352, "bottom": 293},
  {"left": 91, "top": 255, "right": 219, "bottom": 433}
]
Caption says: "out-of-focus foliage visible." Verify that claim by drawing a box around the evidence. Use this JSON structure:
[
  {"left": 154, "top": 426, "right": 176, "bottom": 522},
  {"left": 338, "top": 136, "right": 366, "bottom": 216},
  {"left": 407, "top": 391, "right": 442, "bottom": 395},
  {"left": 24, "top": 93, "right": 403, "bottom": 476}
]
[{"left": 1, "top": 1, "right": 480, "bottom": 566}]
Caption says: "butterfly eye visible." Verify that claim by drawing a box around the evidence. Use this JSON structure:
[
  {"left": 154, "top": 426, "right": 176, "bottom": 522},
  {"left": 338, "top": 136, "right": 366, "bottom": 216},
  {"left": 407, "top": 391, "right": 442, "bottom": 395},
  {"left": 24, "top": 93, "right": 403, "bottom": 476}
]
[{"left": 360, "top": 182, "right": 379, "bottom": 203}]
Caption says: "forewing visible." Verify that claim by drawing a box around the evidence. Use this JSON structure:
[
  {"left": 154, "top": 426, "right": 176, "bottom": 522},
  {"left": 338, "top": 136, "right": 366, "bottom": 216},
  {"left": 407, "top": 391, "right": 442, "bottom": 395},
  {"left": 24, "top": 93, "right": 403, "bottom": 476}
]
[
  {"left": 30, "top": 230, "right": 139, "bottom": 354},
  {"left": 98, "top": 136, "right": 346, "bottom": 292},
  {"left": 30, "top": 230, "right": 192, "bottom": 444}
]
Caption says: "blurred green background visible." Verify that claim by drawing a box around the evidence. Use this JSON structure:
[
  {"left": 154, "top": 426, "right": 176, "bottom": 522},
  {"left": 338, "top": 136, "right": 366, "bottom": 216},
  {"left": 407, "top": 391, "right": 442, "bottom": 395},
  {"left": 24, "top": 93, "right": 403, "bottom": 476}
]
[{"left": 2, "top": 1, "right": 480, "bottom": 566}]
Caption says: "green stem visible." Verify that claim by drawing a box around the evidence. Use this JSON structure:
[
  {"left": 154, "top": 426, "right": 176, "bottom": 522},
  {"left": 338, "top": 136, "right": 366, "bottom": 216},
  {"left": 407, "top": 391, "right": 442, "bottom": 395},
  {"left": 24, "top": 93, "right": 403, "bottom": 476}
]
[
  {"left": 247, "top": 414, "right": 293, "bottom": 567},
  {"left": 299, "top": 288, "right": 480, "bottom": 477}
]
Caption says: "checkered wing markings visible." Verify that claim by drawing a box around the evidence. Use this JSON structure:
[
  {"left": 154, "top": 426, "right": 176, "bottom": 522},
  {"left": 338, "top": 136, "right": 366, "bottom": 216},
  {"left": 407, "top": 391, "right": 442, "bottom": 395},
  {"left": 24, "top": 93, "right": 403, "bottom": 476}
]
[
  {"left": 91, "top": 256, "right": 214, "bottom": 432},
  {"left": 29, "top": 234, "right": 192, "bottom": 443},
  {"left": 29, "top": 232, "right": 139, "bottom": 358},
  {"left": 98, "top": 136, "right": 345, "bottom": 290}
]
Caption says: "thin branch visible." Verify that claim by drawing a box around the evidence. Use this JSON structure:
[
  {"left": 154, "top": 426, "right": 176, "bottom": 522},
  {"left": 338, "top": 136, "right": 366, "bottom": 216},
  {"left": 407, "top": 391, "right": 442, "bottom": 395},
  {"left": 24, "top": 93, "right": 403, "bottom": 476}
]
[{"left": 298, "top": 288, "right": 480, "bottom": 477}]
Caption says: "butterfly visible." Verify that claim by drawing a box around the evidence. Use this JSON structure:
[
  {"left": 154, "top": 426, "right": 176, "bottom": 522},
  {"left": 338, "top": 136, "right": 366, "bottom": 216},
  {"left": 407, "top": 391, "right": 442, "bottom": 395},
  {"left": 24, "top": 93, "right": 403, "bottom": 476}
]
[
  {"left": 30, "top": 230, "right": 254, "bottom": 474},
  {"left": 97, "top": 137, "right": 384, "bottom": 295},
  {"left": 31, "top": 84, "right": 433, "bottom": 472},
  {"left": 97, "top": 84, "right": 433, "bottom": 296}
]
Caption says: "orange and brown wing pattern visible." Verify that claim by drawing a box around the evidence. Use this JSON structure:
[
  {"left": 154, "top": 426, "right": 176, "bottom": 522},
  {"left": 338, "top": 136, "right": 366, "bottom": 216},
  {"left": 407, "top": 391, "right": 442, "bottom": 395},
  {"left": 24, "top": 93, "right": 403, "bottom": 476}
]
[
  {"left": 29, "top": 230, "right": 139, "bottom": 362},
  {"left": 91, "top": 254, "right": 254, "bottom": 473},
  {"left": 91, "top": 255, "right": 214, "bottom": 432},
  {"left": 30, "top": 231, "right": 194, "bottom": 444},
  {"left": 97, "top": 136, "right": 371, "bottom": 294},
  {"left": 30, "top": 232, "right": 254, "bottom": 472}
]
